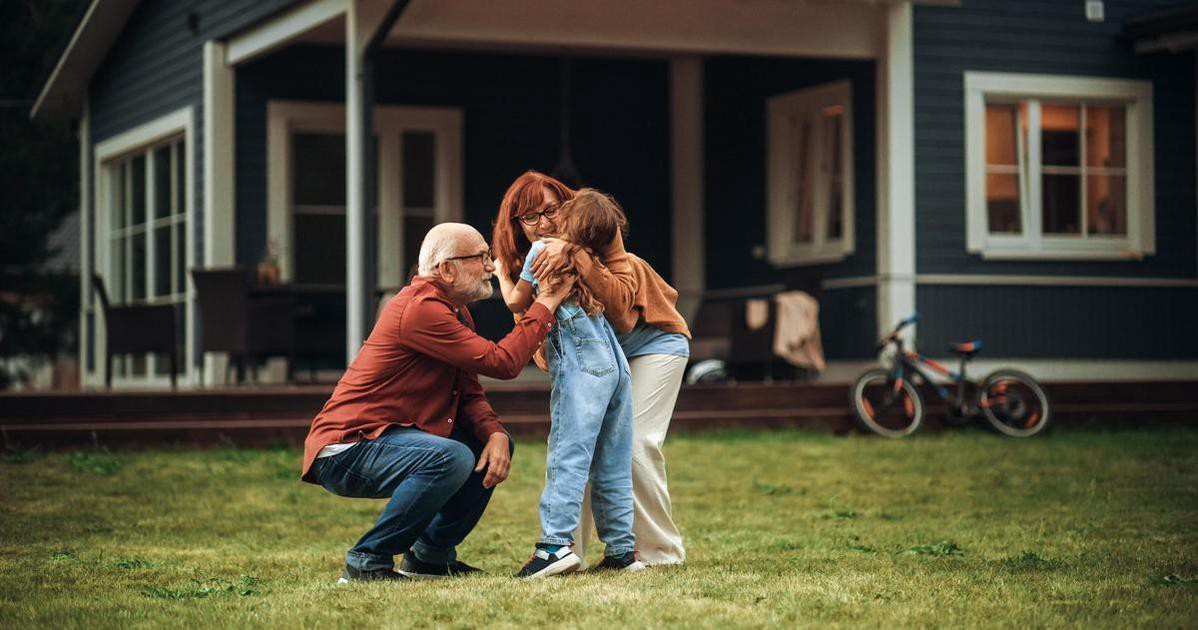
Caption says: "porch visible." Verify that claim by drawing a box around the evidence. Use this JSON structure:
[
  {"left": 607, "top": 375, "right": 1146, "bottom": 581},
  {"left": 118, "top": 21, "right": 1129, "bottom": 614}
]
[{"left": 79, "top": 0, "right": 926, "bottom": 389}]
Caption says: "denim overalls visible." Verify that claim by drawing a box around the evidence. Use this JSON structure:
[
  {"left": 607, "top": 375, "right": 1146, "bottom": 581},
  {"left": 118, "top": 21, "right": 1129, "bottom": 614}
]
[{"left": 536, "top": 295, "right": 636, "bottom": 556}]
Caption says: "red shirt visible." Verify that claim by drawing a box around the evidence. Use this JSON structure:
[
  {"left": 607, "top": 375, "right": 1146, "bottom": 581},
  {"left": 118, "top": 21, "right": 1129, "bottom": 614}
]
[{"left": 301, "top": 276, "right": 555, "bottom": 482}]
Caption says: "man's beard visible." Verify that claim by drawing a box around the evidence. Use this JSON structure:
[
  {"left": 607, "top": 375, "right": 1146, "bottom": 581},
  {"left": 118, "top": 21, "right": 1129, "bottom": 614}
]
[{"left": 458, "top": 275, "right": 493, "bottom": 303}]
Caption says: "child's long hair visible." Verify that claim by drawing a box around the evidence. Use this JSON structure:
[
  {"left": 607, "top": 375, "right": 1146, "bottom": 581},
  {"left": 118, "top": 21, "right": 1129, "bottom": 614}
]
[
  {"left": 492, "top": 171, "right": 575, "bottom": 286},
  {"left": 556, "top": 189, "right": 629, "bottom": 316}
]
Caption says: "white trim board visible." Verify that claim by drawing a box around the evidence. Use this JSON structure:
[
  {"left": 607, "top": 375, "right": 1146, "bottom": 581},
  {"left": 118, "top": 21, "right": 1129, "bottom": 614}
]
[
  {"left": 92, "top": 106, "right": 197, "bottom": 389},
  {"left": 819, "top": 359, "right": 1198, "bottom": 384},
  {"left": 820, "top": 274, "right": 1198, "bottom": 289},
  {"left": 226, "top": 0, "right": 348, "bottom": 66}
]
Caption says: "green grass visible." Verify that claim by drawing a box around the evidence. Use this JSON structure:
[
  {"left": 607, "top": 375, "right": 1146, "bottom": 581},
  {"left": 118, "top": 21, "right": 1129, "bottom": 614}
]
[{"left": 2, "top": 428, "right": 1196, "bottom": 628}]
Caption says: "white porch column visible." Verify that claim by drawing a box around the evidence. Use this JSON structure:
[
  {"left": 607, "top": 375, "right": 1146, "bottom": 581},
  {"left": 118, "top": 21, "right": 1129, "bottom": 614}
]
[
  {"left": 876, "top": 1, "right": 917, "bottom": 338},
  {"left": 203, "top": 40, "right": 236, "bottom": 384},
  {"left": 346, "top": 1, "right": 390, "bottom": 364},
  {"left": 670, "top": 57, "right": 705, "bottom": 323}
]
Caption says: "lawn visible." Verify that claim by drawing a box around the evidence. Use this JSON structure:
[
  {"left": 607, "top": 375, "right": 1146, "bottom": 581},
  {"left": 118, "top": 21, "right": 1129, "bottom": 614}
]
[{"left": 2, "top": 427, "right": 1196, "bottom": 628}]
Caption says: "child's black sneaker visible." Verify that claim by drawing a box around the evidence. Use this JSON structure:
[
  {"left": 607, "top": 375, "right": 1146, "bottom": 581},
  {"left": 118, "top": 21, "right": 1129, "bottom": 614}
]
[
  {"left": 516, "top": 544, "right": 581, "bottom": 578},
  {"left": 591, "top": 550, "right": 647, "bottom": 573}
]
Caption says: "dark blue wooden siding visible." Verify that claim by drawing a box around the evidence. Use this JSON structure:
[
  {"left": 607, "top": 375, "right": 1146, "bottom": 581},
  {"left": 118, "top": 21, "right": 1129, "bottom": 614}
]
[
  {"left": 917, "top": 284, "right": 1198, "bottom": 359},
  {"left": 703, "top": 56, "right": 877, "bottom": 291},
  {"left": 913, "top": 0, "right": 1196, "bottom": 278},
  {"left": 234, "top": 46, "right": 673, "bottom": 279},
  {"left": 819, "top": 286, "right": 878, "bottom": 360},
  {"left": 89, "top": 0, "right": 304, "bottom": 262}
]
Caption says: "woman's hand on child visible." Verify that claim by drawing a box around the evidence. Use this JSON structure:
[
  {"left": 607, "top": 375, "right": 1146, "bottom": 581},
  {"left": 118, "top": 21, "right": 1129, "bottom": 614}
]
[{"left": 532, "top": 238, "right": 573, "bottom": 282}]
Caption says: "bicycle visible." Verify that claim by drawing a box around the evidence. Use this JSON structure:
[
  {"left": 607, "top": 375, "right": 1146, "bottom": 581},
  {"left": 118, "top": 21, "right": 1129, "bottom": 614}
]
[{"left": 850, "top": 314, "right": 1052, "bottom": 438}]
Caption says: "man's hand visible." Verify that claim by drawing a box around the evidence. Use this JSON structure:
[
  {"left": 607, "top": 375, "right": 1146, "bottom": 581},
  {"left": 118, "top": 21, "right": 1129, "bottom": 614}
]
[
  {"left": 532, "top": 238, "right": 573, "bottom": 282},
  {"left": 535, "top": 273, "right": 576, "bottom": 312},
  {"left": 475, "top": 432, "right": 511, "bottom": 489}
]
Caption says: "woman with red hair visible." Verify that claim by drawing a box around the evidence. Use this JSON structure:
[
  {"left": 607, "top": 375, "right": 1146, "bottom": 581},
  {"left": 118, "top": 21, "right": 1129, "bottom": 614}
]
[{"left": 492, "top": 172, "right": 691, "bottom": 569}]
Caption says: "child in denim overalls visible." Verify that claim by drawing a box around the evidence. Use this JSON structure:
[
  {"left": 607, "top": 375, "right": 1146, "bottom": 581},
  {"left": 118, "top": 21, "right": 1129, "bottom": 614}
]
[{"left": 500, "top": 189, "right": 642, "bottom": 578}]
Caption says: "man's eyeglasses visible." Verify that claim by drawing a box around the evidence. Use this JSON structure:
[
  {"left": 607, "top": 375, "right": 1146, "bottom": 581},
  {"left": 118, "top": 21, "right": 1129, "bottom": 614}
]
[
  {"left": 518, "top": 205, "right": 559, "bottom": 226},
  {"left": 443, "top": 249, "right": 493, "bottom": 265}
]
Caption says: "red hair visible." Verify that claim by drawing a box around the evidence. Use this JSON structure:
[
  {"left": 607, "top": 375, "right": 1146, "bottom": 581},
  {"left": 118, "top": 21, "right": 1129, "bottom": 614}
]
[{"left": 492, "top": 171, "right": 575, "bottom": 285}]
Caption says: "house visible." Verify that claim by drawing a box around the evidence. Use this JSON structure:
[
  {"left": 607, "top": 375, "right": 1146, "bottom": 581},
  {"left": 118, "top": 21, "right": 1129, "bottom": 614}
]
[{"left": 31, "top": 0, "right": 1197, "bottom": 389}]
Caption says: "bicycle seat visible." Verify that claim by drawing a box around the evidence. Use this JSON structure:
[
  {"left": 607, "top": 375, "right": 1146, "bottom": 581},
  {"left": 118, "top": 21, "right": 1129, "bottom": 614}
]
[{"left": 948, "top": 340, "right": 983, "bottom": 356}]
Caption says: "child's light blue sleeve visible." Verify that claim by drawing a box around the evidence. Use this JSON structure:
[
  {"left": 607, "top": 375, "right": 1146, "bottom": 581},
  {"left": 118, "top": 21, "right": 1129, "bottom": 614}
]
[{"left": 520, "top": 241, "right": 546, "bottom": 285}]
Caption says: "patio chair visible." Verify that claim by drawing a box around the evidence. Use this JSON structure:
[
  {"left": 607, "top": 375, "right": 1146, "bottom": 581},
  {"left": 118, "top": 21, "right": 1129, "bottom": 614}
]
[
  {"left": 191, "top": 267, "right": 295, "bottom": 385},
  {"left": 91, "top": 274, "right": 178, "bottom": 389}
]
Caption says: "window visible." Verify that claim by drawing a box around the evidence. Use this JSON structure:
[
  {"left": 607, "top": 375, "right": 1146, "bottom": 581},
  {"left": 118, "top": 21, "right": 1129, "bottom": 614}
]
[
  {"left": 267, "top": 102, "right": 462, "bottom": 291},
  {"left": 767, "top": 80, "right": 855, "bottom": 265},
  {"left": 965, "top": 73, "right": 1154, "bottom": 259},
  {"left": 103, "top": 137, "right": 188, "bottom": 379}
]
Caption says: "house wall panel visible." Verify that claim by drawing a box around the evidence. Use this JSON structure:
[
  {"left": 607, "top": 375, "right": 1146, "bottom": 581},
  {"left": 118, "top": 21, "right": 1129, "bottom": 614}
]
[
  {"left": 913, "top": 0, "right": 1196, "bottom": 278},
  {"left": 917, "top": 284, "right": 1198, "bottom": 360}
]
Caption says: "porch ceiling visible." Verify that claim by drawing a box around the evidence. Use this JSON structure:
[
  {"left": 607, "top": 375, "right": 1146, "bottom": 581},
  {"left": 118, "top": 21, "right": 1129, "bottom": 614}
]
[{"left": 303, "top": 0, "right": 957, "bottom": 60}]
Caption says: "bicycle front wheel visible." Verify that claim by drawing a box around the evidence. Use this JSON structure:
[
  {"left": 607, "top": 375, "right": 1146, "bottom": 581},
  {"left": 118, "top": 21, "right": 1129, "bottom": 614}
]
[
  {"left": 978, "top": 369, "right": 1052, "bottom": 437},
  {"left": 850, "top": 368, "right": 925, "bottom": 438}
]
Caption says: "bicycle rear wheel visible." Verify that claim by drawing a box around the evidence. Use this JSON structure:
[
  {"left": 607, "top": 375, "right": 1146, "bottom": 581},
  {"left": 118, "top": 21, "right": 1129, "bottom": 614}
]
[
  {"left": 850, "top": 368, "right": 925, "bottom": 438},
  {"left": 978, "top": 369, "right": 1052, "bottom": 437}
]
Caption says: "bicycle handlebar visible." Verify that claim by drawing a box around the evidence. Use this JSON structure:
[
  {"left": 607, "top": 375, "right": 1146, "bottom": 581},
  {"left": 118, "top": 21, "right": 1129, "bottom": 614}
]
[{"left": 877, "top": 313, "right": 919, "bottom": 351}]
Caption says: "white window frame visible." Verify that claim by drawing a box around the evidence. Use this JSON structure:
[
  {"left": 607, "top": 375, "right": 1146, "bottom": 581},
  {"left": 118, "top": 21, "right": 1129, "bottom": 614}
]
[
  {"left": 266, "top": 101, "right": 463, "bottom": 291},
  {"left": 964, "top": 72, "right": 1155, "bottom": 260},
  {"left": 93, "top": 107, "right": 195, "bottom": 388},
  {"left": 766, "top": 79, "right": 856, "bottom": 266}
]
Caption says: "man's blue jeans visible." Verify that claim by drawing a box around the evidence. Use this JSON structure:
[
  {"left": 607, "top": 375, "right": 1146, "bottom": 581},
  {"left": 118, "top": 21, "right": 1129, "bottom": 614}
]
[{"left": 311, "top": 426, "right": 512, "bottom": 572}]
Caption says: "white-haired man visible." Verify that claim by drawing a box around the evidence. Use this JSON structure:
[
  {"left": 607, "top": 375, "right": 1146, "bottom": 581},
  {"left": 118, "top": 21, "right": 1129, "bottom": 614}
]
[{"left": 301, "top": 223, "right": 572, "bottom": 582}]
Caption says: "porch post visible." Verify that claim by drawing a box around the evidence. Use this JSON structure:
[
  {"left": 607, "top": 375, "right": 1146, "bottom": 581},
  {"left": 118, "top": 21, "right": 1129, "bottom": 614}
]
[
  {"left": 876, "top": 1, "right": 917, "bottom": 339},
  {"left": 670, "top": 57, "right": 705, "bottom": 322},
  {"left": 203, "top": 40, "right": 236, "bottom": 384}
]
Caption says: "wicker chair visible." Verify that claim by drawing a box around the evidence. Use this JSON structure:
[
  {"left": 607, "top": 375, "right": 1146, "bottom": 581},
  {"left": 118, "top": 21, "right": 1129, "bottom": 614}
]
[
  {"left": 91, "top": 274, "right": 178, "bottom": 389},
  {"left": 191, "top": 267, "right": 295, "bottom": 385}
]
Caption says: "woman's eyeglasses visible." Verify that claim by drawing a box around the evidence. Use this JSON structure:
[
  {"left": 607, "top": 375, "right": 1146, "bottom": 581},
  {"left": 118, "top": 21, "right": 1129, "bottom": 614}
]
[{"left": 518, "top": 205, "right": 559, "bottom": 226}]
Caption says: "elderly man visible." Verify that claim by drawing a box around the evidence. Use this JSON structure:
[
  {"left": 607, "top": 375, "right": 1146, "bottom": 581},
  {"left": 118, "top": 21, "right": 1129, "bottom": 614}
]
[{"left": 301, "top": 223, "right": 571, "bottom": 583}]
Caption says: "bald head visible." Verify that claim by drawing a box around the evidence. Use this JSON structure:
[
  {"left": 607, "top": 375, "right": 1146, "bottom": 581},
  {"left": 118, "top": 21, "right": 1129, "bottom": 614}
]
[{"left": 417, "top": 223, "right": 486, "bottom": 276}]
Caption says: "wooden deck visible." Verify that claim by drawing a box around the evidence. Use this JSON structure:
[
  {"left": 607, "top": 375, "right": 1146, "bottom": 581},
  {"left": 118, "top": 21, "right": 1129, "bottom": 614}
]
[{"left": 1, "top": 381, "right": 1195, "bottom": 449}]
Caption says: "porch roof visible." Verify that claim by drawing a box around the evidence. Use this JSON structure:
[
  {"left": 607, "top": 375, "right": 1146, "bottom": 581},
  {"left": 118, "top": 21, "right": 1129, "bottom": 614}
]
[
  {"left": 32, "top": 0, "right": 958, "bottom": 121},
  {"left": 1125, "top": 2, "right": 1198, "bottom": 53}
]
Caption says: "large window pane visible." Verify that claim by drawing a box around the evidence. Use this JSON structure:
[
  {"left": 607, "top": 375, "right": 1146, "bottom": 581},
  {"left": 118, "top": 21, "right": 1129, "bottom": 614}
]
[
  {"left": 175, "top": 220, "right": 186, "bottom": 293},
  {"left": 823, "top": 109, "right": 844, "bottom": 241},
  {"left": 1042, "top": 174, "right": 1080, "bottom": 234},
  {"left": 111, "top": 164, "right": 126, "bottom": 230},
  {"left": 131, "top": 230, "right": 146, "bottom": 300},
  {"left": 110, "top": 237, "right": 125, "bottom": 302},
  {"left": 154, "top": 225, "right": 172, "bottom": 297},
  {"left": 294, "top": 214, "right": 346, "bottom": 285},
  {"left": 1086, "top": 106, "right": 1126, "bottom": 169},
  {"left": 791, "top": 116, "right": 814, "bottom": 244},
  {"left": 1086, "top": 174, "right": 1126, "bottom": 236},
  {"left": 402, "top": 132, "right": 436, "bottom": 208},
  {"left": 154, "top": 145, "right": 172, "bottom": 219},
  {"left": 986, "top": 173, "right": 1021, "bottom": 233},
  {"left": 293, "top": 133, "right": 346, "bottom": 206},
  {"left": 175, "top": 141, "right": 186, "bottom": 215},
  {"left": 1041, "top": 104, "right": 1080, "bottom": 167},
  {"left": 131, "top": 155, "right": 146, "bottom": 226},
  {"left": 985, "top": 104, "right": 1019, "bottom": 166}
]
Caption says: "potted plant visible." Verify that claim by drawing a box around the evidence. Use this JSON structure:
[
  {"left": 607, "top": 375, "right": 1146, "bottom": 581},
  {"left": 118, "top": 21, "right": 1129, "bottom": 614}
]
[{"left": 257, "top": 240, "right": 282, "bottom": 286}]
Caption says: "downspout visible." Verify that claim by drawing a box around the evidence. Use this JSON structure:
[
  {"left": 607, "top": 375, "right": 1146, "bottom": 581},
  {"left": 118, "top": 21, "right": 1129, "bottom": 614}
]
[{"left": 356, "top": 0, "right": 411, "bottom": 341}]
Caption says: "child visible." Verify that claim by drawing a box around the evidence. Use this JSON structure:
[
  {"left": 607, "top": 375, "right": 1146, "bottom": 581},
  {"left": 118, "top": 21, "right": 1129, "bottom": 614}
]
[{"left": 497, "top": 189, "right": 643, "bottom": 578}]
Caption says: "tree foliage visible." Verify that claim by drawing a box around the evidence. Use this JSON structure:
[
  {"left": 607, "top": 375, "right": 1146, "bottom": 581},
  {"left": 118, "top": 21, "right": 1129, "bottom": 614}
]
[{"left": 0, "top": 0, "right": 88, "bottom": 387}]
